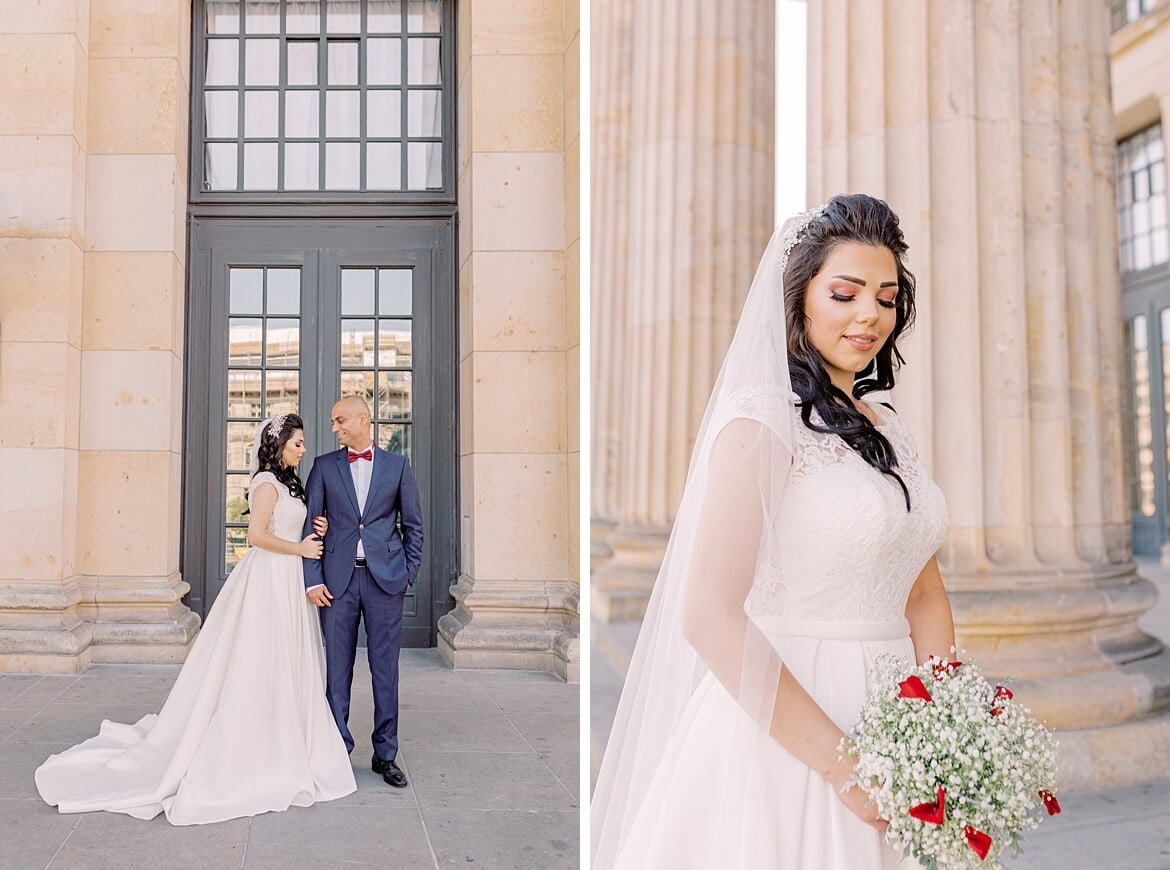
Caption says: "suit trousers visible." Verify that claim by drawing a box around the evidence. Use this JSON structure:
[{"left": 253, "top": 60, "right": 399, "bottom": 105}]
[{"left": 320, "top": 566, "right": 405, "bottom": 761}]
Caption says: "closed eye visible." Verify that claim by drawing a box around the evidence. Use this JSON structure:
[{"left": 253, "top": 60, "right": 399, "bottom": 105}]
[{"left": 830, "top": 292, "right": 855, "bottom": 303}]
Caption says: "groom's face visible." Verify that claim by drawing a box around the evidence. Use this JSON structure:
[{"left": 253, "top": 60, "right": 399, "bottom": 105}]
[{"left": 331, "top": 404, "right": 370, "bottom": 449}]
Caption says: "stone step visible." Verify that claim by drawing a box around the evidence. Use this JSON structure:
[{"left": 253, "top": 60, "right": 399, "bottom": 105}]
[
  {"left": 591, "top": 617, "right": 642, "bottom": 678},
  {"left": 590, "top": 587, "right": 651, "bottom": 623}
]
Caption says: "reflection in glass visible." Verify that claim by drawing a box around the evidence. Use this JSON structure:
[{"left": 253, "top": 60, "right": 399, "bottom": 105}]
[
  {"left": 367, "top": 90, "right": 401, "bottom": 136},
  {"left": 328, "top": 40, "right": 359, "bottom": 85},
  {"left": 244, "top": 2, "right": 279, "bottom": 32},
  {"left": 206, "top": 39, "right": 240, "bottom": 86},
  {"left": 229, "top": 318, "right": 263, "bottom": 364},
  {"left": 326, "top": 142, "right": 361, "bottom": 189},
  {"left": 285, "top": 142, "right": 319, "bottom": 189},
  {"left": 367, "top": 142, "right": 401, "bottom": 190},
  {"left": 287, "top": 1, "right": 321, "bottom": 33},
  {"left": 287, "top": 41, "right": 318, "bottom": 85},
  {"left": 378, "top": 320, "right": 412, "bottom": 367},
  {"left": 245, "top": 90, "right": 279, "bottom": 137},
  {"left": 226, "top": 526, "right": 249, "bottom": 572},
  {"left": 1131, "top": 314, "right": 1155, "bottom": 516},
  {"left": 230, "top": 269, "right": 264, "bottom": 314},
  {"left": 285, "top": 91, "right": 320, "bottom": 136},
  {"left": 342, "top": 269, "right": 376, "bottom": 314},
  {"left": 245, "top": 38, "right": 280, "bottom": 86},
  {"left": 205, "top": 143, "right": 239, "bottom": 190},
  {"left": 341, "top": 320, "right": 375, "bottom": 366},
  {"left": 326, "top": 0, "right": 361, "bottom": 32},
  {"left": 226, "top": 473, "right": 250, "bottom": 523},
  {"left": 378, "top": 269, "right": 412, "bottom": 314},
  {"left": 266, "top": 370, "right": 300, "bottom": 415},
  {"left": 207, "top": 2, "right": 241, "bottom": 34},
  {"left": 267, "top": 269, "right": 301, "bottom": 314},
  {"left": 368, "top": 0, "right": 402, "bottom": 32},
  {"left": 326, "top": 91, "right": 360, "bottom": 137},
  {"left": 376, "top": 422, "right": 411, "bottom": 457},
  {"left": 378, "top": 371, "right": 412, "bottom": 419},
  {"left": 407, "top": 141, "right": 441, "bottom": 189},
  {"left": 244, "top": 142, "right": 279, "bottom": 188},
  {"left": 228, "top": 369, "right": 264, "bottom": 417},
  {"left": 367, "top": 38, "right": 402, "bottom": 85},
  {"left": 407, "top": 37, "right": 441, "bottom": 84},
  {"left": 267, "top": 319, "right": 301, "bottom": 366},
  {"left": 408, "top": 90, "right": 441, "bottom": 137},
  {"left": 340, "top": 369, "right": 376, "bottom": 409},
  {"left": 406, "top": 0, "right": 441, "bottom": 32},
  {"left": 205, "top": 91, "right": 239, "bottom": 138},
  {"left": 226, "top": 424, "right": 258, "bottom": 470}
]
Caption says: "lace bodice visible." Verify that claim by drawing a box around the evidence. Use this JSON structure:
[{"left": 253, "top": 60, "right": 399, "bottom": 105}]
[
  {"left": 248, "top": 472, "right": 307, "bottom": 543},
  {"left": 738, "top": 396, "right": 949, "bottom": 621}
]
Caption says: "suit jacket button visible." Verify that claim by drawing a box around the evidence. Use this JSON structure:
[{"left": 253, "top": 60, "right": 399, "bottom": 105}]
[{"left": 359, "top": 523, "right": 364, "bottom": 529}]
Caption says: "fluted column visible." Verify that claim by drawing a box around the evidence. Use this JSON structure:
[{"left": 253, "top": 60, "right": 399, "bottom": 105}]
[
  {"left": 591, "top": 0, "right": 775, "bottom": 621},
  {"left": 810, "top": 0, "right": 1170, "bottom": 789}
]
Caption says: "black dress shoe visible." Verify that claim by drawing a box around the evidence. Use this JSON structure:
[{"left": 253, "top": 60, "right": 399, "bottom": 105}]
[{"left": 371, "top": 754, "right": 408, "bottom": 788}]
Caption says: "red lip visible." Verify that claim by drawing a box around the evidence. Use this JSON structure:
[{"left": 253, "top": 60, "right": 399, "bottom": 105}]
[{"left": 844, "top": 333, "right": 878, "bottom": 340}]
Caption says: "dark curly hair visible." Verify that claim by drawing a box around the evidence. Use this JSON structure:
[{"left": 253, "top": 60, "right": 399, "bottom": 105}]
[
  {"left": 783, "top": 193, "right": 917, "bottom": 510},
  {"left": 251, "top": 413, "right": 307, "bottom": 503}
]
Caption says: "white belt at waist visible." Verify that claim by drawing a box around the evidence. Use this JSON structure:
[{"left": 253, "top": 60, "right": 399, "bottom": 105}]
[{"left": 751, "top": 615, "right": 911, "bottom": 642}]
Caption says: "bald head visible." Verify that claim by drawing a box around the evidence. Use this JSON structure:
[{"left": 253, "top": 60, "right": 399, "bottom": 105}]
[{"left": 330, "top": 395, "right": 373, "bottom": 450}]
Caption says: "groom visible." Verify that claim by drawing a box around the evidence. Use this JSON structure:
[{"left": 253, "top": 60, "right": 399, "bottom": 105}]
[{"left": 302, "top": 396, "right": 424, "bottom": 788}]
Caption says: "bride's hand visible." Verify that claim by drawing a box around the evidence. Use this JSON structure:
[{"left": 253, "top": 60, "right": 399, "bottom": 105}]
[
  {"left": 826, "top": 752, "right": 888, "bottom": 833},
  {"left": 299, "top": 534, "right": 324, "bottom": 559},
  {"left": 312, "top": 515, "right": 328, "bottom": 537}
]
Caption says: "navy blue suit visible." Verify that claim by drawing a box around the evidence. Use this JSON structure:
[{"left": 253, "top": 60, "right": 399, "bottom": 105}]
[{"left": 302, "top": 446, "right": 424, "bottom": 761}]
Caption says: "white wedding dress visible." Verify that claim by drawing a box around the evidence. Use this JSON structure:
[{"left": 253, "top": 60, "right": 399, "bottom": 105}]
[
  {"left": 35, "top": 471, "right": 357, "bottom": 825},
  {"left": 612, "top": 400, "right": 949, "bottom": 869}
]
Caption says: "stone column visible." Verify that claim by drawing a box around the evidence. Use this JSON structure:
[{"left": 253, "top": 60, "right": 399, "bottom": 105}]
[
  {"left": 810, "top": 0, "right": 1170, "bottom": 789},
  {"left": 591, "top": 0, "right": 776, "bottom": 621},
  {"left": 440, "top": 0, "right": 579, "bottom": 680}
]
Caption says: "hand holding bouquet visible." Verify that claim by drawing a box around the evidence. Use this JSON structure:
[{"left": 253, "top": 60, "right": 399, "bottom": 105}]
[{"left": 840, "top": 653, "right": 1061, "bottom": 869}]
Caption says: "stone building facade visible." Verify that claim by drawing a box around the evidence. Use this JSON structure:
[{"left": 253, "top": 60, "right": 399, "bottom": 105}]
[{"left": 0, "top": 0, "right": 579, "bottom": 681}]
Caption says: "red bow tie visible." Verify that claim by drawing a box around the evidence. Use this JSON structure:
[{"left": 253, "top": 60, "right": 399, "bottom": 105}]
[{"left": 348, "top": 449, "right": 373, "bottom": 463}]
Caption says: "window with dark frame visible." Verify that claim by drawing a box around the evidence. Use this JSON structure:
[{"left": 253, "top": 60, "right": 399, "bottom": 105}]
[
  {"left": 1117, "top": 124, "right": 1169, "bottom": 274},
  {"left": 1112, "top": 0, "right": 1157, "bottom": 32}
]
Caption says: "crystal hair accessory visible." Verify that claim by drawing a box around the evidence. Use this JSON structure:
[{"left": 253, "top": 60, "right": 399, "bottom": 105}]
[
  {"left": 265, "top": 415, "right": 288, "bottom": 441},
  {"left": 780, "top": 203, "right": 828, "bottom": 272}
]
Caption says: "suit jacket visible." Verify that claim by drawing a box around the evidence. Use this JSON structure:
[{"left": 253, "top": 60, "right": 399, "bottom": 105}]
[{"left": 302, "top": 446, "right": 424, "bottom": 597}]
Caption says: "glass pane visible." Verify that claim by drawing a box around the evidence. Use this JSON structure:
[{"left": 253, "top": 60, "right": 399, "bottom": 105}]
[
  {"left": 407, "top": 37, "right": 441, "bottom": 84},
  {"left": 226, "top": 473, "right": 250, "bottom": 522},
  {"left": 244, "top": 90, "right": 279, "bottom": 137},
  {"left": 265, "top": 369, "right": 300, "bottom": 415},
  {"left": 1154, "top": 231, "right": 1169, "bottom": 265},
  {"left": 205, "top": 91, "right": 239, "bottom": 138},
  {"left": 284, "top": 142, "right": 320, "bottom": 189},
  {"left": 326, "top": 90, "right": 360, "bottom": 136},
  {"left": 367, "top": 38, "right": 402, "bottom": 85},
  {"left": 227, "top": 368, "right": 263, "bottom": 417},
  {"left": 207, "top": 2, "right": 240, "bottom": 34},
  {"left": 328, "top": 40, "right": 359, "bottom": 85},
  {"left": 244, "top": 0, "right": 279, "bottom": 33},
  {"left": 228, "top": 317, "right": 263, "bottom": 364},
  {"left": 367, "top": 90, "right": 401, "bottom": 136},
  {"left": 378, "top": 319, "right": 412, "bottom": 367},
  {"left": 406, "top": 0, "right": 441, "bottom": 32},
  {"left": 407, "top": 90, "right": 440, "bottom": 137},
  {"left": 326, "top": 0, "right": 361, "bottom": 32},
  {"left": 342, "top": 269, "right": 376, "bottom": 314},
  {"left": 340, "top": 369, "right": 375, "bottom": 408},
  {"left": 287, "top": 41, "right": 318, "bottom": 85},
  {"left": 244, "top": 38, "right": 279, "bottom": 85},
  {"left": 266, "top": 318, "right": 301, "bottom": 366},
  {"left": 376, "top": 422, "right": 410, "bottom": 457},
  {"left": 267, "top": 269, "right": 301, "bottom": 314},
  {"left": 206, "top": 39, "right": 239, "bottom": 86},
  {"left": 226, "top": 423, "right": 258, "bottom": 470},
  {"left": 367, "top": 142, "right": 401, "bottom": 189},
  {"left": 285, "top": 91, "right": 320, "bottom": 137},
  {"left": 1132, "top": 314, "right": 1154, "bottom": 516},
  {"left": 378, "top": 370, "right": 412, "bottom": 419},
  {"left": 229, "top": 269, "right": 264, "bottom": 314},
  {"left": 205, "top": 143, "right": 239, "bottom": 190},
  {"left": 368, "top": 0, "right": 402, "bottom": 32},
  {"left": 287, "top": 1, "right": 321, "bottom": 33},
  {"left": 226, "top": 526, "right": 249, "bottom": 572},
  {"left": 1136, "top": 234, "right": 1153, "bottom": 271},
  {"left": 326, "top": 142, "right": 361, "bottom": 188},
  {"left": 1153, "top": 193, "right": 1168, "bottom": 229},
  {"left": 379, "top": 270, "right": 412, "bottom": 314},
  {"left": 341, "top": 320, "right": 375, "bottom": 366},
  {"left": 407, "top": 141, "right": 441, "bottom": 189},
  {"left": 1153, "top": 161, "right": 1166, "bottom": 195},
  {"left": 243, "top": 142, "right": 278, "bottom": 188}
]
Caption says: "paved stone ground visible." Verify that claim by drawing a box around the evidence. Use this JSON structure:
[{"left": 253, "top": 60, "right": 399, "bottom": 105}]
[{"left": 0, "top": 649, "right": 580, "bottom": 870}]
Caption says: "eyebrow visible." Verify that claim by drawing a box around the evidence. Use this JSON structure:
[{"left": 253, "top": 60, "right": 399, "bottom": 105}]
[{"left": 831, "top": 274, "right": 899, "bottom": 289}]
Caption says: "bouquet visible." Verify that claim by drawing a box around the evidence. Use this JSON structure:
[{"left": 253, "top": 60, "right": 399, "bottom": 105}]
[{"left": 840, "top": 652, "right": 1061, "bottom": 869}]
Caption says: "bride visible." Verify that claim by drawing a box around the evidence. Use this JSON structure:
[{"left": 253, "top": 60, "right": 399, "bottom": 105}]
[
  {"left": 35, "top": 414, "right": 357, "bottom": 825},
  {"left": 591, "top": 194, "right": 955, "bottom": 868}
]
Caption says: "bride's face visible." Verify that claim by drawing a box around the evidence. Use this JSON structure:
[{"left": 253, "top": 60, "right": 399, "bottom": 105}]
[
  {"left": 281, "top": 429, "right": 306, "bottom": 468},
  {"left": 802, "top": 242, "right": 899, "bottom": 393}
]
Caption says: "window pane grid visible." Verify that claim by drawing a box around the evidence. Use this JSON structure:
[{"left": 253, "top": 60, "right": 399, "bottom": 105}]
[
  {"left": 201, "top": 0, "right": 445, "bottom": 194},
  {"left": 1117, "top": 124, "right": 1170, "bottom": 274}
]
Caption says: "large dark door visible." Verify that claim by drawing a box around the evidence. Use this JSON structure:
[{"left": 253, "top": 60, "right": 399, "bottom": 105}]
[{"left": 183, "top": 218, "right": 456, "bottom": 646}]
